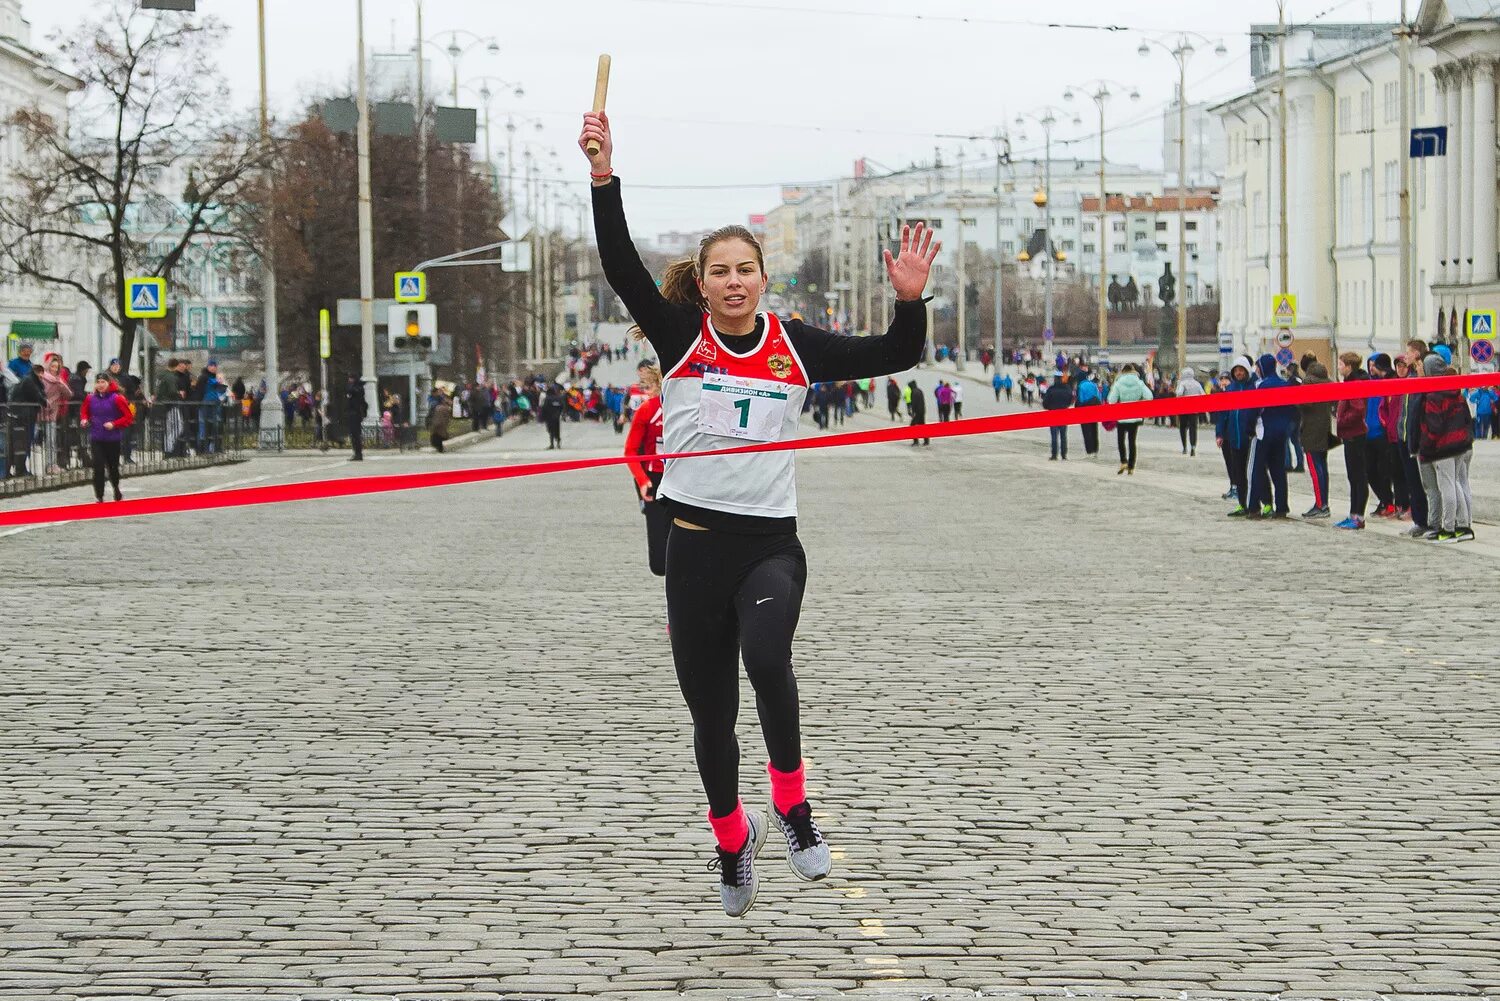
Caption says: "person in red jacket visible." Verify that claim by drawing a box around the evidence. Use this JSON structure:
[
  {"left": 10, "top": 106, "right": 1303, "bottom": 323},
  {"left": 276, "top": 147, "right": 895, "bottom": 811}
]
[
  {"left": 624, "top": 360, "right": 668, "bottom": 576},
  {"left": 79, "top": 371, "right": 135, "bottom": 502}
]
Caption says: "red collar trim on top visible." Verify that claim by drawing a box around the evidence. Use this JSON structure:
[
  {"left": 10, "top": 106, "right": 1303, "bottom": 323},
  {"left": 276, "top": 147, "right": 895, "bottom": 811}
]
[{"left": 701, "top": 311, "right": 777, "bottom": 360}]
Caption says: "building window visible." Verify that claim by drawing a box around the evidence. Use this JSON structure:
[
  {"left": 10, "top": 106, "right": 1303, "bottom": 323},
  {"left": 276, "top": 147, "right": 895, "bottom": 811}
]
[
  {"left": 1000, "top": 217, "right": 1014, "bottom": 227},
  {"left": 1156, "top": 221, "right": 1168, "bottom": 232},
  {"left": 1083, "top": 243, "right": 1095, "bottom": 254},
  {"left": 1156, "top": 243, "right": 1169, "bottom": 253},
  {"left": 1360, "top": 89, "right": 1373, "bottom": 131},
  {"left": 1338, "top": 96, "right": 1351, "bottom": 134},
  {"left": 189, "top": 308, "right": 206, "bottom": 331},
  {"left": 1418, "top": 73, "right": 1427, "bottom": 115},
  {"left": 1061, "top": 216, "right": 1075, "bottom": 227},
  {"left": 1338, "top": 173, "right": 1352, "bottom": 244},
  {"left": 1361, "top": 167, "right": 1373, "bottom": 241},
  {"left": 1061, "top": 240, "right": 1075, "bottom": 251},
  {"left": 1001, "top": 241, "right": 1015, "bottom": 254},
  {"left": 1083, "top": 221, "right": 1095, "bottom": 232},
  {"left": 1112, "top": 220, "right": 1125, "bottom": 232},
  {"left": 1134, "top": 232, "right": 1146, "bottom": 242},
  {"left": 1383, "top": 81, "right": 1398, "bottom": 124},
  {"left": 1185, "top": 220, "right": 1198, "bottom": 231},
  {"left": 1384, "top": 160, "right": 1399, "bottom": 238},
  {"left": 1419, "top": 269, "right": 1427, "bottom": 320},
  {"left": 1187, "top": 243, "right": 1198, "bottom": 254},
  {"left": 1112, "top": 243, "right": 1126, "bottom": 253}
]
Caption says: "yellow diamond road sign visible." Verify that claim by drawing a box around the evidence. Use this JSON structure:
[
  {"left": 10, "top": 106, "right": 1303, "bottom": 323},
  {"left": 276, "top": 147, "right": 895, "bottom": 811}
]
[
  {"left": 1272, "top": 294, "right": 1297, "bottom": 329},
  {"left": 395, "top": 271, "right": 427, "bottom": 303},
  {"left": 124, "top": 277, "right": 166, "bottom": 319}
]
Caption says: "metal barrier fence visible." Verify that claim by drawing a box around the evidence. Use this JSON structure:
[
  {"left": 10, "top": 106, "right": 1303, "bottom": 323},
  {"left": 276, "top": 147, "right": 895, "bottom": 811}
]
[
  {"left": 0, "top": 400, "right": 248, "bottom": 497},
  {"left": 271, "top": 419, "right": 420, "bottom": 453}
]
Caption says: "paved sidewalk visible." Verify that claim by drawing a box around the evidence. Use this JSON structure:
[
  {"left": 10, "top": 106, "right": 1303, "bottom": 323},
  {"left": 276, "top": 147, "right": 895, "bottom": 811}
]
[{"left": 0, "top": 412, "right": 1496, "bottom": 1000}]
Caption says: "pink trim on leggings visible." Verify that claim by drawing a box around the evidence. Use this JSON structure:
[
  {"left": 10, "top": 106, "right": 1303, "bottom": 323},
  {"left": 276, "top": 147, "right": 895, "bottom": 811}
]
[
  {"left": 707, "top": 800, "right": 748, "bottom": 852},
  {"left": 768, "top": 760, "right": 807, "bottom": 814}
]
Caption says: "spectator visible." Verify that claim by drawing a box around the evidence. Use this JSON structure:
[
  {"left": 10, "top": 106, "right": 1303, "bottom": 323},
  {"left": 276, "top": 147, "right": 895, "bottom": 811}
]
[
  {"left": 1175, "top": 366, "right": 1205, "bottom": 456},
  {"left": 37, "top": 351, "right": 72, "bottom": 474},
  {"left": 906, "top": 379, "right": 929, "bottom": 446},
  {"left": 344, "top": 375, "right": 368, "bottom": 461},
  {"left": 1217, "top": 357, "right": 1256, "bottom": 516},
  {"left": 1042, "top": 371, "right": 1074, "bottom": 461},
  {"left": 1075, "top": 371, "right": 1102, "bottom": 457},
  {"left": 430, "top": 390, "right": 453, "bottom": 452},
  {"left": 1417, "top": 353, "right": 1475, "bottom": 543},
  {"left": 1297, "top": 361, "right": 1336, "bottom": 519},
  {"left": 1244, "top": 355, "right": 1294, "bottom": 519},
  {"left": 1106, "top": 363, "right": 1152, "bottom": 475},
  {"left": 1334, "top": 352, "right": 1372, "bottom": 531}
]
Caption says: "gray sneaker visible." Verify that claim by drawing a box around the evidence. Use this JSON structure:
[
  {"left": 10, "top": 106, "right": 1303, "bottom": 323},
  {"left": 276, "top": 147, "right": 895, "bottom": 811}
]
[
  {"left": 770, "top": 799, "right": 832, "bottom": 881},
  {"left": 710, "top": 810, "right": 767, "bottom": 917}
]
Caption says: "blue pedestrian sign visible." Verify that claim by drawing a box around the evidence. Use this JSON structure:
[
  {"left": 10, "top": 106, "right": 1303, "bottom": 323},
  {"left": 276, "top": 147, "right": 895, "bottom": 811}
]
[
  {"left": 1410, "top": 126, "right": 1447, "bottom": 158},
  {"left": 394, "top": 271, "right": 427, "bottom": 303},
  {"left": 1468, "top": 310, "right": 1496, "bottom": 339},
  {"left": 123, "top": 277, "right": 166, "bottom": 319}
]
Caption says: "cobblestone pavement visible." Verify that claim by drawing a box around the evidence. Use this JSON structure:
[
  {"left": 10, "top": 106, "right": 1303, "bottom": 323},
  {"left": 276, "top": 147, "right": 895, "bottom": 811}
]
[{"left": 1, "top": 380, "right": 1497, "bottom": 1001}]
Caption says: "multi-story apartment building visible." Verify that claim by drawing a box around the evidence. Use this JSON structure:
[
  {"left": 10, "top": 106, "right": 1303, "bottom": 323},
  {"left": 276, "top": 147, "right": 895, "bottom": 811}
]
[
  {"left": 0, "top": 0, "right": 83, "bottom": 363},
  {"left": 1213, "top": 3, "right": 1498, "bottom": 361}
]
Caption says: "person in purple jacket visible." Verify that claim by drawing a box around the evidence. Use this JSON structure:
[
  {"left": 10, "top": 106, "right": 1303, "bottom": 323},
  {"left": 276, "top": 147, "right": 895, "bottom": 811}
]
[{"left": 79, "top": 372, "right": 134, "bottom": 502}]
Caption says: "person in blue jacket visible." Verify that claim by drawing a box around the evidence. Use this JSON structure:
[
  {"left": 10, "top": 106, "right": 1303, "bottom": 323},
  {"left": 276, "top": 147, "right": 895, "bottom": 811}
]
[
  {"left": 1244, "top": 354, "right": 1296, "bottom": 518},
  {"left": 1215, "top": 355, "right": 1257, "bottom": 516}
]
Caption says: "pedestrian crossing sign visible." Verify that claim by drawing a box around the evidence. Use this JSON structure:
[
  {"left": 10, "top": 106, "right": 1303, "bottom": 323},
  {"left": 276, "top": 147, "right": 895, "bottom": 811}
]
[
  {"left": 1271, "top": 294, "right": 1297, "bottom": 329},
  {"left": 1468, "top": 310, "right": 1496, "bottom": 339},
  {"left": 394, "top": 271, "right": 427, "bottom": 303},
  {"left": 123, "top": 277, "right": 166, "bottom": 319}
]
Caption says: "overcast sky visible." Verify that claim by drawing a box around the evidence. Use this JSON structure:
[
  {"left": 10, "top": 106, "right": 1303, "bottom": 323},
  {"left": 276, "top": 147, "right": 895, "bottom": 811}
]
[{"left": 27, "top": 0, "right": 1407, "bottom": 237}]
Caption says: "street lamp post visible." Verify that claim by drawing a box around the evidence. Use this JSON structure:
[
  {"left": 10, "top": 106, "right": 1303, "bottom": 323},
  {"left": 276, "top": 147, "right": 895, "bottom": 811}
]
[
  {"left": 990, "top": 132, "right": 1011, "bottom": 369},
  {"left": 1139, "top": 32, "right": 1228, "bottom": 373},
  {"left": 1064, "top": 80, "right": 1141, "bottom": 353},
  {"left": 356, "top": 0, "right": 377, "bottom": 423},
  {"left": 1016, "top": 105, "right": 1081, "bottom": 356}
]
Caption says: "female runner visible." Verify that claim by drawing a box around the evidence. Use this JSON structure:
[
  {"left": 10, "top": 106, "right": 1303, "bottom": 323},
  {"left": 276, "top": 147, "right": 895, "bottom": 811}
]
[
  {"left": 580, "top": 110, "right": 938, "bottom": 917},
  {"left": 624, "top": 352, "right": 669, "bottom": 577}
]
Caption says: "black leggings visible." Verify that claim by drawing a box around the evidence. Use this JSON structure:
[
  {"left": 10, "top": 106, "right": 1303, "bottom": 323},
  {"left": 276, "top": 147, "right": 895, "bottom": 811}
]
[
  {"left": 1226, "top": 442, "right": 1250, "bottom": 504},
  {"left": 1343, "top": 437, "right": 1370, "bottom": 517},
  {"left": 664, "top": 526, "right": 806, "bottom": 817},
  {"left": 1117, "top": 423, "right": 1140, "bottom": 470},
  {"left": 1179, "top": 420, "right": 1198, "bottom": 452},
  {"left": 91, "top": 439, "right": 121, "bottom": 499}
]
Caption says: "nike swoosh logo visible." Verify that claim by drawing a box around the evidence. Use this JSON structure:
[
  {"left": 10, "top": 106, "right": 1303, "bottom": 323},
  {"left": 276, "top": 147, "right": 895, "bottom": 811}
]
[{"left": 756, "top": 597, "right": 773, "bottom": 605}]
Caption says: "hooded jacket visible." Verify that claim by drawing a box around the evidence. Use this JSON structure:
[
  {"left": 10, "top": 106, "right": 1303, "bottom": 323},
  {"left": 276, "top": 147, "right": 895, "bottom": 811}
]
[
  {"left": 1297, "top": 368, "right": 1337, "bottom": 452},
  {"left": 1364, "top": 353, "right": 1392, "bottom": 439},
  {"left": 1105, "top": 370, "right": 1152, "bottom": 423},
  {"left": 1245, "top": 354, "right": 1295, "bottom": 437},
  {"left": 1335, "top": 368, "right": 1370, "bottom": 440},
  {"left": 1214, "top": 356, "right": 1257, "bottom": 447},
  {"left": 907, "top": 380, "right": 926, "bottom": 422},
  {"left": 1417, "top": 354, "right": 1474, "bottom": 462}
]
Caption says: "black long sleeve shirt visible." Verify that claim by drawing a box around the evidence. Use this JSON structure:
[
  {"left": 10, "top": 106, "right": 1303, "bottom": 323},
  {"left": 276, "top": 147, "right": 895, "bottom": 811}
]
[{"left": 592, "top": 177, "right": 928, "bottom": 532}]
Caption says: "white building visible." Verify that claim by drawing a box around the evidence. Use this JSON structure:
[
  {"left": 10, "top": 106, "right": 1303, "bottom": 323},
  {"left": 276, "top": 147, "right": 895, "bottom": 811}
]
[
  {"left": 1212, "top": 6, "right": 1499, "bottom": 360},
  {"left": 0, "top": 0, "right": 85, "bottom": 364},
  {"left": 1077, "top": 188, "right": 1221, "bottom": 307}
]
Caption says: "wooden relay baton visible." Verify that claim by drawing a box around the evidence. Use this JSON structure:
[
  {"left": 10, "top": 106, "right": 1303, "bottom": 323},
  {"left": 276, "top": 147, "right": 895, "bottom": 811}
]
[{"left": 587, "top": 54, "right": 611, "bottom": 155}]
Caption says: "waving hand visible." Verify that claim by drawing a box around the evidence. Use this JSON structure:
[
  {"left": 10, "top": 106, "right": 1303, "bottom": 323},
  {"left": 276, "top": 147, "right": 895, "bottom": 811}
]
[{"left": 884, "top": 223, "right": 940, "bottom": 302}]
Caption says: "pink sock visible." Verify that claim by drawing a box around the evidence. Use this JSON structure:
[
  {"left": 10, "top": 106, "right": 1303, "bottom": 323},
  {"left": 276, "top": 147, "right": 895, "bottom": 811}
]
[
  {"left": 767, "top": 760, "right": 806, "bottom": 814},
  {"left": 707, "top": 801, "right": 748, "bottom": 852}
]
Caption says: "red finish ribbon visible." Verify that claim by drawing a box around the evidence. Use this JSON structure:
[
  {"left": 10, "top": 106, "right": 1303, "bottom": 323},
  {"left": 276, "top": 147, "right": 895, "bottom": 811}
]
[{"left": 3, "top": 371, "right": 1495, "bottom": 529}]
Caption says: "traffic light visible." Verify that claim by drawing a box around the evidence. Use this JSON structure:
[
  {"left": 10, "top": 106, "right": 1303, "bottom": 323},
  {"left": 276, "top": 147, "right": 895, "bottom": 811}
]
[{"left": 387, "top": 303, "right": 435, "bottom": 351}]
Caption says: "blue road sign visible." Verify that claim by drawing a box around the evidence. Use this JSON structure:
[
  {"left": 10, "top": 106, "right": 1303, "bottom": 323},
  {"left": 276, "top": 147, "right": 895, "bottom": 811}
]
[
  {"left": 123, "top": 277, "right": 166, "bottom": 319},
  {"left": 1473, "top": 339, "right": 1494, "bottom": 365},
  {"left": 1275, "top": 346, "right": 1295, "bottom": 367},
  {"left": 1410, "top": 126, "right": 1447, "bottom": 158}
]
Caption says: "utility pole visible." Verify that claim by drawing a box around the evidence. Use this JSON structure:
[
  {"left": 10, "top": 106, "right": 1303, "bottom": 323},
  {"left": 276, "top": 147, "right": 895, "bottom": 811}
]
[
  {"left": 956, "top": 157, "right": 966, "bottom": 370},
  {"left": 415, "top": 0, "right": 427, "bottom": 233},
  {"left": 356, "top": 0, "right": 377, "bottom": 421},
  {"left": 256, "top": 0, "right": 282, "bottom": 446},
  {"left": 993, "top": 136, "right": 1006, "bottom": 369},
  {"left": 1278, "top": 0, "right": 1290, "bottom": 300},
  {"left": 1398, "top": 0, "right": 1413, "bottom": 344},
  {"left": 1177, "top": 56, "right": 1189, "bottom": 372},
  {"left": 1098, "top": 113, "right": 1108, "bottom": 351}
]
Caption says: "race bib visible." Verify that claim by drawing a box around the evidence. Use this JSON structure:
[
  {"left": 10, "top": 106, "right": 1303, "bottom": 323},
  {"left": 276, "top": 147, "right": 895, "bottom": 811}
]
[{"left": 697, "top": 372, "right": 790, "bottom": 442}]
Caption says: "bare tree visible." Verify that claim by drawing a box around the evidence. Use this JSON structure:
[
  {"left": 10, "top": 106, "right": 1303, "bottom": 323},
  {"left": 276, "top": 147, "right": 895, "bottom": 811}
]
[{"left": 0, "top": 0, "right": 268, "bottom": 373}]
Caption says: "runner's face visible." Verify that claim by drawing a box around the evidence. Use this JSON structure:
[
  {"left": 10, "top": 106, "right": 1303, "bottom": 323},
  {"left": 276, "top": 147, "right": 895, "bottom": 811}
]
[{"left": 698, "top": 239, "right": 765, "bottom": 324}]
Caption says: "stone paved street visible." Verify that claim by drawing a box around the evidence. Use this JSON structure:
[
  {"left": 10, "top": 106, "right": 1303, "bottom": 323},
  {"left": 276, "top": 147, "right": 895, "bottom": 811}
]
[{"left": 1, "top": 378, "right": 1498, "bottom": 1001}]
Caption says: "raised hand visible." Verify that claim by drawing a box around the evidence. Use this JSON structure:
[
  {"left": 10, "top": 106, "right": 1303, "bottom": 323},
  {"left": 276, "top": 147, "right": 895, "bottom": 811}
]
[
  {"left": 578, "top": 111, "right": 613, "bottom": 177},
  {"left": 883, "top": 223, "right": 940, "bottom": 302}
]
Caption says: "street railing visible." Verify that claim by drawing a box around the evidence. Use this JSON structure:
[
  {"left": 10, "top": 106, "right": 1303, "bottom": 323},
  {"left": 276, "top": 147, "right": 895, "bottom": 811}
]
[{"left": 0, "top": 400, "right": 247, "bottom": 497}]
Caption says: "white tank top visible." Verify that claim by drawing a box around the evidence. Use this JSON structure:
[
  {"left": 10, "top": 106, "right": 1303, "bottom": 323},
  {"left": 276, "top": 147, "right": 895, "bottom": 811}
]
[{"left": 659, "top": 312, "right": 810, "bottom": 519}]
